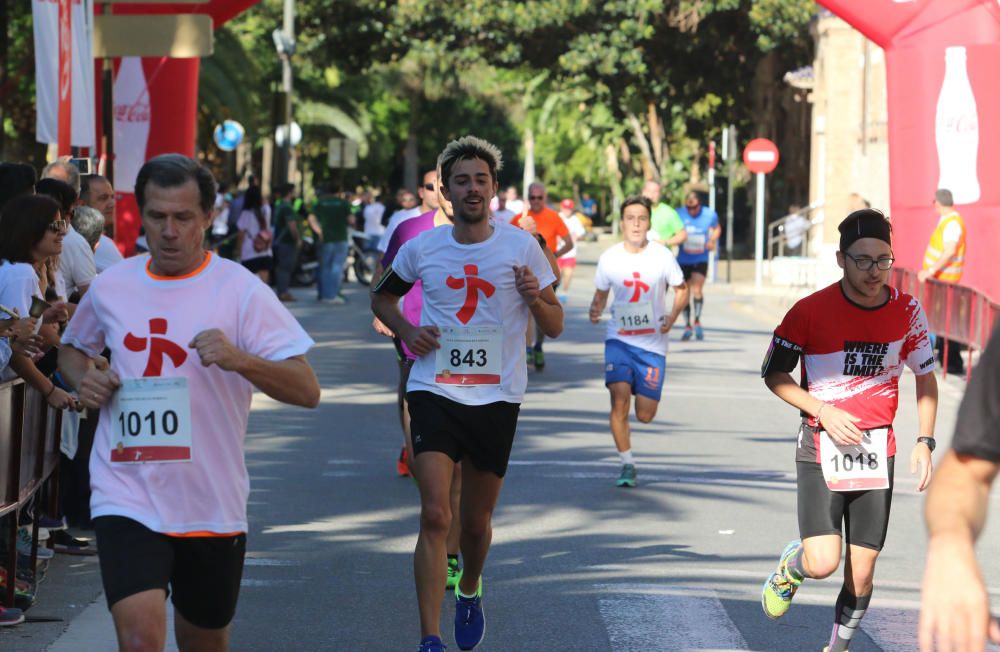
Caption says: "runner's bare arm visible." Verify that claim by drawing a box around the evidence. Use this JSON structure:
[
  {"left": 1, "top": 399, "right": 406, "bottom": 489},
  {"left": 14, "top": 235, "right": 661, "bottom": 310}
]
[
  {"left": 187, "top": 329, "right": 320, "bottom": 408},
  {"left": 763, "top": 371, "right": 863, "bottom": 445},
  {"left": 661, "top": 282, "right": 689, "bottom": 333},
  {"left": 371, "top": 269, "right": 440, "bottom": 355},
  {"left": 589, "top": 289, "right": 610, "bottom": 324},
  {"left": 919, "top": 451, "right": 1000, "bottom": 652},
  {"left": 515, "top": 265, "right": 562, "bottom": 338},
  {"left": 665, "top": 228, "right": 687, "bottom": 247},
  {"left": 911, "top": 371, "right": 939, "bottom": 491},
  {"left": 538, "top": 238, "right": 560, "bottom": 281},
  {"left": 58, "top": 344, "right": 121, "bottom": 409},
  {"left": 369, "top": 261, "right": 394, "bottom": 337},
  {"left": 707, "top": 225, "right": 722, "bottom": 251},
  {"left": 554, "top": 239, "right": 573, "bottom": 259}
]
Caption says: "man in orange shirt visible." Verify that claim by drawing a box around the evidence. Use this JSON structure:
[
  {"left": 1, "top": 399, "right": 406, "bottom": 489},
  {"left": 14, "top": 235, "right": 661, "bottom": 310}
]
[{"left": 512, "top": 182, "right": 571, "bottom": 368}]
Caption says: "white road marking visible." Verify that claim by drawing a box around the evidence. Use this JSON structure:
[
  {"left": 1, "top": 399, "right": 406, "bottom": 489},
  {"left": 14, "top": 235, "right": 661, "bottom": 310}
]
[
  {"left": 243, "top": 557, "right": 301, "bottom": 567},
  {"left": 596, "top": 583, "right": 749, "bottom": 651}
]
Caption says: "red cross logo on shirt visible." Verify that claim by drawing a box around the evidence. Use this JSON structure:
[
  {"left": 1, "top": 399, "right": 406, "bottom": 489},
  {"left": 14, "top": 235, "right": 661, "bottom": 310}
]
[
  {"left": 446, "top": 264, "right": 496, "bottom": 324},
  {"left": 124, "top": 318, "right": 188, "bottom": 377},
  {"left": 623, "top": 272, "right": 650, "bottom": 302}
]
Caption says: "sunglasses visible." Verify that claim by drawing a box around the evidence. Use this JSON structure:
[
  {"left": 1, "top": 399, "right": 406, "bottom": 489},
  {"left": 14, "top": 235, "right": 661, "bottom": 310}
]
[
  {"left": 528, "top": 195, "right": 544, "bottom": 200},
  {"left": 424, "top": 183, "right": 436, "bottom": 191},
  {"left": 47, "top": 220, "right": 68, "bottom": 233}
]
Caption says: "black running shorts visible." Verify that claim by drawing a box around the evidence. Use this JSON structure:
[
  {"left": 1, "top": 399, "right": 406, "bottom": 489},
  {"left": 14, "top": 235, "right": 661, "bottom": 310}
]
[
  {"left": 406, "top": 390, "right": 520, "bottom": 477},
  {"left": 94, "top": 516, "right": 246, "bottom": 629},
  {"left": 681, "top": 262, "right": 709, "bottom": 280},
  {"left": 796, "top": 457, "right": 895, "bottom": 551}
]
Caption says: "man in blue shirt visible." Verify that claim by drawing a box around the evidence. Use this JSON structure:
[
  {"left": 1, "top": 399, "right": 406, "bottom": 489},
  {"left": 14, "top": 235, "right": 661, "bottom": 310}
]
[{"left": 676, "top": 191, "right": 721, "bottom": 341}]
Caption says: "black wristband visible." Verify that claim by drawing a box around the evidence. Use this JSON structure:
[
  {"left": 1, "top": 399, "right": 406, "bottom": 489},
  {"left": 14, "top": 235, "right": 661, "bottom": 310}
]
[{"left": 917, "top": 436, "right": 936, "bottom": 452}]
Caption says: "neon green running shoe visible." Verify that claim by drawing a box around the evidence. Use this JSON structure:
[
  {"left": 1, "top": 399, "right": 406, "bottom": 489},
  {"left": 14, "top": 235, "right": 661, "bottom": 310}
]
[
  {"left": 446, "top": 557, "right": 461, "bottom": 591},
  {"left": 761, "top": 539, "right": 803, "bottom": 620}
]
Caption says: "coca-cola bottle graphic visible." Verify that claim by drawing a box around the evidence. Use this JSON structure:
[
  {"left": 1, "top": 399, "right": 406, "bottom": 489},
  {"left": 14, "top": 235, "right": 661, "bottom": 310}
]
[
  {"left": 935, "top": 46, "right": 980, "bottom": 205},
  {"left": 113, "top": 57, "right": 152, "bottom": 194}
]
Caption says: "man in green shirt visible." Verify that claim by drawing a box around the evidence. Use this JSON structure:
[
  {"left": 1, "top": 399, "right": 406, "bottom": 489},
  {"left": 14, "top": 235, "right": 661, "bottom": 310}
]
[
  {"left": 308, "top": 184, "right": 354, "bottom": 304},
  {"left": 642, "top": 180, "right": 687, "bottom": 248},
  {"left": 272, "top": 183, "right": 301, "bottom": 302}
]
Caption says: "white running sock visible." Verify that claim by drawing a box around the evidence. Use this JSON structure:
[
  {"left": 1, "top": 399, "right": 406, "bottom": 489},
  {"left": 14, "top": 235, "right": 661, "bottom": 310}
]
[{"left": 619, "top": 450, "right": 635, "bottom": 465}]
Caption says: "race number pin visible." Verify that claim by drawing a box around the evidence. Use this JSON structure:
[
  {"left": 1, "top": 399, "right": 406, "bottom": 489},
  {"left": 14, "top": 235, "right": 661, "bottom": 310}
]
[
  {"left": 441, "top": 370, "right": 451, "bottom": 378},
  {"left": 116, "top": 442, "right": 125, "bottom": 454}
]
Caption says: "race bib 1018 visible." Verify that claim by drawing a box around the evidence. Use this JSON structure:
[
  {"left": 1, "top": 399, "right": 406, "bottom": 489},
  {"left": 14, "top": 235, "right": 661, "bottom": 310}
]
[{"left": 819, "top": 427, "right": 889, "bottom": 491}]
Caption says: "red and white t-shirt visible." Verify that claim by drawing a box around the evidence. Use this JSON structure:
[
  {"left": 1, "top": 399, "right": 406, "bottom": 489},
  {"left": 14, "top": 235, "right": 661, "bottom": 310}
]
[
  {"left": 61, "top": 253, "right": 314, "bottom": 534},
  {"left": 768, "top": 282, "right": 935, "bottom": 462},
  {"left": 390, "top": 222, "right": 556, "bottom": 405},
  {"left": 594, "top": 242, "right": 684, "bottom": 355}
]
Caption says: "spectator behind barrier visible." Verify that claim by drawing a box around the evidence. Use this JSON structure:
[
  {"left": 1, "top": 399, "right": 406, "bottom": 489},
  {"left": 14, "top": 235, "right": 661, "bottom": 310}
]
[
  {"left": 36, "top": 178, "right": 96, "bottom": 300},
  {"left": 0, "top": 194, "right": 75, "bottom": 409},
  {"left": 72, "top": 206, "right": 104, "bottom": 251}
]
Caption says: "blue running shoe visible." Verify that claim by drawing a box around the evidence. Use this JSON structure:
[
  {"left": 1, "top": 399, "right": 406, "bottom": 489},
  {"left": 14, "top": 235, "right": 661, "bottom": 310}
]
[
  {"left": 694, "top": 322, "right": 704, "bottom": 340},
  {"left": 681, "top": 325, "right": 693, "bottom": 341},
  {"left": 418, "top": 635, "right": 447, "bottom": 651},
  {"left": 454, "top": 571, "right": 485, "bottom": 650}
]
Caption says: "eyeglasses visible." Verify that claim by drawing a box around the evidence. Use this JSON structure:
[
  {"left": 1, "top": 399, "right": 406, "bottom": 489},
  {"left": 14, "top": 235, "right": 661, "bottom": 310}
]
[
  {"left": 424, "top": 183, "right": 436, "bottom": 191},
  {"left": 528, "top": 195, "right": 544, "bottom": 200},
  {"left": 47, "top": 220, "right": 67, "bottom": 234},
  {"left": 845, "top": 252, "right": 894, "bottom": 271}
]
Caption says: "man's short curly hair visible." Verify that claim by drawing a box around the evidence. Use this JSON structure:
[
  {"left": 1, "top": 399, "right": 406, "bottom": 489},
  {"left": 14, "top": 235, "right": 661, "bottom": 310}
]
[{"left": 437, "top": 136, "right": 503, "bottom": 189}]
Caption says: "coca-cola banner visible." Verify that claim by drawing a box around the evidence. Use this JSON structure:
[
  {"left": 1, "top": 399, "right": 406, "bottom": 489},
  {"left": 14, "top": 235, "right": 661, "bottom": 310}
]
[
  {"left": 32, "top": 0, "right": 95, "bottom": 148},
  {"left": 818, "top": 0, "right": 1000, "bottom": 302},
  {"left": 112, "top": 56, "right": 199, "bottom": 256}
]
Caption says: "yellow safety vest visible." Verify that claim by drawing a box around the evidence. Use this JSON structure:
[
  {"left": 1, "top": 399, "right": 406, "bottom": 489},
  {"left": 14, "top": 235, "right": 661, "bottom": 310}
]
[{"left": 922, "top": 211, "right": 966, "bottom": 283}]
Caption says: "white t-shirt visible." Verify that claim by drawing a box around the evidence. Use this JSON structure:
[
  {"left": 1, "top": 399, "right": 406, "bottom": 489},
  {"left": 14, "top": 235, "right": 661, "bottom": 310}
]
[
  {"left": 0, "top": 261, "right": 39, "bottom": 381},
  {"left": 594, "top": 242, "right": 685, "bottom": 355},
  {"left": 237, "top": 205, "right": 272, "bottom": 262},
  {"left": 377, "top": 207, "right": 423, "bottom": 252},
  {"left": 493, "top": 208, "right": 516, "bottom": 224},
  {"left": 940, "top": 212, "right": 963, "bottom": 244},
  {"left": 58, "top": 226, "right": 97, "bottom": 294},
  {"left": 363, "top": 202, "right": 386, "bottom": 236},
  {"left": 506, "top": 199, "right": 524, "bottom": 215},
  {"left": 94, "top": 235, "right": 124, "bottom": 273},
  {"left": 0, "top": 260, "right": 41, "bottom": 318},
  {"left": 61, "top": 253, "right": 314, "bottom": 534},
  {"left": 558, "top": 214, "right": 586, "bottom": 259},
  {"left": 391, "top": 222, "right": 556, "bottom": 405}
]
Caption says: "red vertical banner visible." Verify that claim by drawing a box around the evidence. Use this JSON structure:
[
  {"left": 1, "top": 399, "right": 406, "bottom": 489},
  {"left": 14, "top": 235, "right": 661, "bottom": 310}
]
[{"left": 57, "top": 0, "right": 72, "bottom": 155}]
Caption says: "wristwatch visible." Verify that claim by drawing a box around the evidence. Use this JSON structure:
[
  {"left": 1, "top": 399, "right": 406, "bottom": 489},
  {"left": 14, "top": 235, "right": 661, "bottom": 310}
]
[{"left": 917, "top": 436, "right": 936, "bottom": 452}]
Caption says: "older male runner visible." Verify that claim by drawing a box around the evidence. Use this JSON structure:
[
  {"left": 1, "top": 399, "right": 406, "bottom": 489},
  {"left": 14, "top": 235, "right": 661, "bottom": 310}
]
[{"left": 59, "top": 154, "right": 320, "bottom": 652}]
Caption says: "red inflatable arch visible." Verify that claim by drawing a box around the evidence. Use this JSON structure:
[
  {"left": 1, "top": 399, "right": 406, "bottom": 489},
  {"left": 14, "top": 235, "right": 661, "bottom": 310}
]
[{"left": 818, "top": 0, "right": 1000, "bottom": 302}]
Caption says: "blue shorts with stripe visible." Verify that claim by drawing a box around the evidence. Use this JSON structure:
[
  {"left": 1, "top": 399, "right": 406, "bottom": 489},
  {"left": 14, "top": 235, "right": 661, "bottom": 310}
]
[{"left": 604, "top": 339, "right": 666, "bottom": 401}]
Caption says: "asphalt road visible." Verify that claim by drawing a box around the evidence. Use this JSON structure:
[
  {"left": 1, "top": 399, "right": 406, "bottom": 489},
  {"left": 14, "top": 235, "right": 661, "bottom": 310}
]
[{"left": 5, "top": 239, "right": 985, "bottom": 652}]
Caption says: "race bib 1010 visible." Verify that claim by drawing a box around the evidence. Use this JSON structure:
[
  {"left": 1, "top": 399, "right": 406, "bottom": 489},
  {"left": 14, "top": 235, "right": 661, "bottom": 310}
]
[{"left": 109, "top": 377, "right": 193, "bottom": 463}]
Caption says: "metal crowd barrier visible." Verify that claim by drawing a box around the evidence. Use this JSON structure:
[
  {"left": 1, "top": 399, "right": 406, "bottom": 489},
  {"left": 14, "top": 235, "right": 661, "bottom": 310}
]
[
  {"left": 892, "top": 268, "right": 999, "bottom": 380},
  {"left": 0, "top": 378, "right": 62, "bottom": 608}
]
